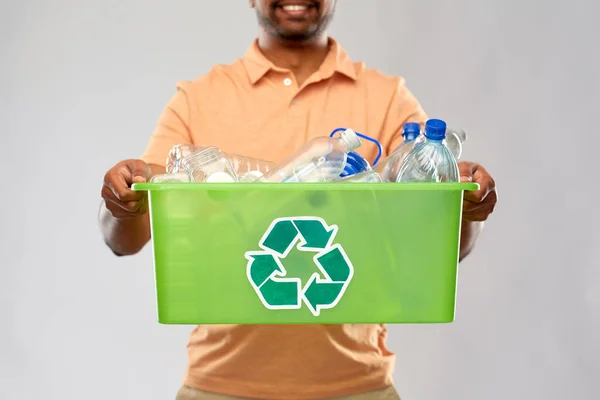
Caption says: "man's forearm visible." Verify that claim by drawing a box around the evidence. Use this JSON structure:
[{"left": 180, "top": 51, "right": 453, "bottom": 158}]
[
  {"left": 99, "top": 200, "right": 151, "bottom": 256},
  {"left": 459, "top": 220, "right": 484, "bottom": 261}
]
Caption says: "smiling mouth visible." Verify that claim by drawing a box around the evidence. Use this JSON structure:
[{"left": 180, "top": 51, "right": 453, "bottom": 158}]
[
  {"left": 282, "top": 5, "right": 309, "bottom": 11},
  {"left": 275, "top": 2, "right": 317, "bottom": 16}
]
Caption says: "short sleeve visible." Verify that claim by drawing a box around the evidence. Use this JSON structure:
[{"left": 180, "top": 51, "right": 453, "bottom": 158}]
[
  {"left": 379, "top": 77, "right": 428, "bottom": 155},
  {"left": 140, "top": 82, "right": 194, "bottom": 168}
]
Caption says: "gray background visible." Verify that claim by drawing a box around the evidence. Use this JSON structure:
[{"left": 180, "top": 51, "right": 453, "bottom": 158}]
[{"left": 1, "top": 0, "right": 598, "bottom": 399}]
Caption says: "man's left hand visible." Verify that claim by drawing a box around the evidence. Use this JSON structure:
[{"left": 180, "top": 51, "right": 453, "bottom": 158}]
[{"left": 459, "top": 161, "right": 497, "bottom": 222}]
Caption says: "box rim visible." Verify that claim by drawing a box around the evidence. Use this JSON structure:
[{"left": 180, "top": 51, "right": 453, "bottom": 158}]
[{"left": 133, "top": 182, "right": 479, "bottom": 192}]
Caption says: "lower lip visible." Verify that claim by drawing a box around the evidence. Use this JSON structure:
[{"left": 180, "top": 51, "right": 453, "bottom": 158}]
[{"left": 277, "top": 6, "right": 314, "bottom": 18}]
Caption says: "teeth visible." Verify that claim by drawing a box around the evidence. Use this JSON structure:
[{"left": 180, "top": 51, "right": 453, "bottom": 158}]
[{"left": 282, "top": 5, "right": 308, "bottom": 11}]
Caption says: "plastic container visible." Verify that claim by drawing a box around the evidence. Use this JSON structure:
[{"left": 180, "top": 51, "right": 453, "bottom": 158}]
[
  {"left": 397, "top": 119, "right": 460, "bottom": 183},
  {"left": 133, "top": 181, "right": 478, "bottom": 324}
]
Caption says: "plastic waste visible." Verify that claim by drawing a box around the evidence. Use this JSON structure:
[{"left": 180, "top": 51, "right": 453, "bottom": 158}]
[
  {"left": 166, "top": 144, "right": 198, "bottom": 174},
  {"left": 445, "top": 128, "right": 467, "bottom": 160},
  {"left": 396, "top": 119, "right": 460, "bottom": 183},
  {"left": 337, "top": 170, "right": 383, "bottom": 183},
  {"left": 238, "top": 171, "right": 266, "bottom": 182},
  {"left": 181, "top": 146, "right": 238, "bottom": 182},
  {"left": 339, "top": 151, "right": 372, "bottom": 178},
  {"left": 260, "top": 128, "right": 362, "bottom": 182},
  {"left": 415, "top": 128, "right": 468, "bottom": 160},
  {"left": 413, "top": 127, "right": 467, "bottom": 160},
  {"left": 329, "top": 128, "right": 383, "bottom": 178},
  {"left": 150, "top": 172, "right": 191, "bottom": 183},
  {"left": 226, "top": 154, "right": 275, "bottom": 177},
  {"left": 374, "top": 122, "right": 422, "bottom": 182},
  {"left": 167, "top": 144, "right": 275, "bottom": 177}
]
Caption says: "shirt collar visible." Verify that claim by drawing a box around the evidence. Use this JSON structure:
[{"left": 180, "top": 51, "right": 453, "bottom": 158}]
[{"left": 242, "top": 37, "right": 358, "bottom": 85}]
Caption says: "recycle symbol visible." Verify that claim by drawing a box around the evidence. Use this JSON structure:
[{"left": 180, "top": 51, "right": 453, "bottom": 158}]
[{"left": 244, "top": 216, "right": 354, "bottom": 316}]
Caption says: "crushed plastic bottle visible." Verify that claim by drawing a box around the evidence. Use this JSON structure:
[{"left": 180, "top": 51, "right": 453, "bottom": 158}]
[
  {"left": 181, "top": 146, "right": 238, "bottom": 182},
  {"left": 166, "top": 144, "right": 198, "bottom": 173},
  {"left": 238, "top": 171, "right": 266, "bottom": 182},
  {"left": 396, "top": 119, "right": 460, "bottom": 183},
  {"left": 150, "top": 172, "right": 191, "bottom": 183},
  {"left": 226, "top": 154, "right": 275, "bottom": 177},
  {"left": 261, "top": 128, "right": 362, "bottom": 182},
  {"left": 167, "top": 144, "right": 275, "bottom": 178},
  {"left": 374, "top": 122, "right": 422, "bottom": 182}
]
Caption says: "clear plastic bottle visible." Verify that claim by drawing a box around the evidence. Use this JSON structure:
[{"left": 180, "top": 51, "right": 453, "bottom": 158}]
[
  {"left": 445, "top": 128, "right": 467, "bottom": 160},
  {"left": 337, "top": 170, "right": 383, "bottom": 182},
  {"left": 166, "top": 144, "right": 198, "bottom": 173},
  {"left": 181, "top": 146, "right": 238, "bottom": 182},
  {"left": 374, "top": 122, "right": 422, "bottom": 182},
  {"left": 166, "top": 144, "right": 275, "bottom": 177},
  {"left": 238, "top": 171, "right": 266, "bottom": 182},
  {"left": 339, "top": 151, "right": 372, "bottom": 178},
  {"left": 150, "top": 172, "right": 191, "bottom": 183},
  {"left": 396, "top": 119, "right": 460, "bottom": 183},
  {"left": 261, "top": 129, "right": 362, "bottom": 182},
  {"left": 414, "top": 127, "right": 467, "bottom": 160},
  {"left": 228, "top": 156, "right": 276, "bottom": 178}
]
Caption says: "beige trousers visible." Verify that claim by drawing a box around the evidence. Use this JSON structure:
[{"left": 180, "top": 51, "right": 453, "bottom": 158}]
[{"left": 176, "top": 385, "right": 401, "bottom": 400}]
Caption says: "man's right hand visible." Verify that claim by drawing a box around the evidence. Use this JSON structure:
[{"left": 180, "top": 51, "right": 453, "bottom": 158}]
[{"left": 101, "top": 159, "right": 152, "bottom": 220}]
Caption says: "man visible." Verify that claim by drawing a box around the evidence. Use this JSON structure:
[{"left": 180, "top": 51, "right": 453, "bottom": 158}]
[{"left": 99, "top": 1, "right": 497, "bottom": 399}]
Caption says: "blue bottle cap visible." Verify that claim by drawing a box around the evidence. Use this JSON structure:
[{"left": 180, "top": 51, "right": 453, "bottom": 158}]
[
  {"left": 424, "top": 119, "right": 447, "bottom": 141},
  {"left": 402, "top": 122, "right": 421, "bottom": 141},
  {"left": 340, "top": 151, "right": 370, "bottom": 177}
]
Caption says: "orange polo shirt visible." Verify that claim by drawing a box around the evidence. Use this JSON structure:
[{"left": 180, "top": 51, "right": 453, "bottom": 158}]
[{"left": 141, "top": 38, "right": 427, "bottom": 399}]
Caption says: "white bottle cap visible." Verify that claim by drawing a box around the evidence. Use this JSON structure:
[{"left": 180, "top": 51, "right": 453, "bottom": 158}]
[
  {"left": 340, "top": 128, "right": 362, "bottom": 151},
  {"left": 205, "top": 172, "right": 236, "bottom": 183}
]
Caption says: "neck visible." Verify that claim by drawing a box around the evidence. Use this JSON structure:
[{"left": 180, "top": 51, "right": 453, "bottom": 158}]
[{"left": 257, "top": 30, "right": 330, "bottom": 85}]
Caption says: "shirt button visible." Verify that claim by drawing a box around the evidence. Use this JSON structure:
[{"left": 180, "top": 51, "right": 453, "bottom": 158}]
[{"left": 283, "top": 78, "right": 292, "bottom": 87}]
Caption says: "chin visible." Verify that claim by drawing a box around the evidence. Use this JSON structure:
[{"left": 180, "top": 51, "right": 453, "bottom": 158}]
[
  {"left": 278, "top": 32, "right": 315, "bottom": 42},
  {"left": 276, "top": 25, "right": 320, "bottom": 41}
]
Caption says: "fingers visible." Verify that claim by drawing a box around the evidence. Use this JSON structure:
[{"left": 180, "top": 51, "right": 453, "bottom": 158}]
[
  {"left": 462, "top": 163, "right": 496, "bottom": 203},
  {"left": 104, "top": 171, "right": 144, "bottom": 203},
  {"left": 462, "top": 190, "right": 497, "bottom": 221},
  {"left": 459, "top": 161, "right": 498, "bottom": 222},
  {"left": 101, "top": 160, "right": 150, "bottom": 218},
  {"left": 103, "top": 161, "right": 148, "bottom": 202},
  {"left": 128, "top": 160, "right": 152, "bottom": 183},
  {"left": 103, "top": 192, "right": 148, "bottom": 218},
  {"left": 458, "top": 161, "right": 477, "bottom": 182},
  {"left": 101, "top": 186, "right": 147, "bottom": 215}
]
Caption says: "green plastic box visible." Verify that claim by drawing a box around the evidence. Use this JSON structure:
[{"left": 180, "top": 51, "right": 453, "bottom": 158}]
[{"left": 133, "top": 182, "right": 477, "bottom": 325}]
